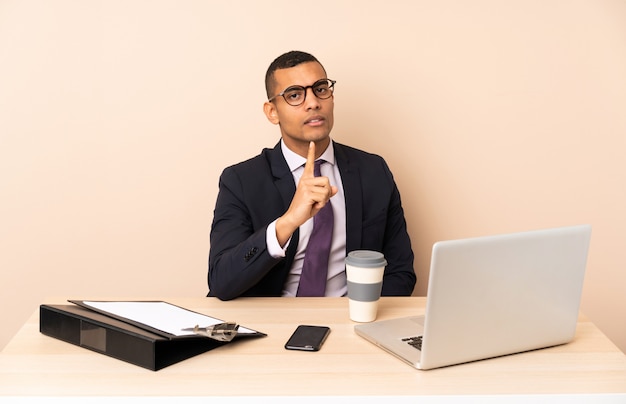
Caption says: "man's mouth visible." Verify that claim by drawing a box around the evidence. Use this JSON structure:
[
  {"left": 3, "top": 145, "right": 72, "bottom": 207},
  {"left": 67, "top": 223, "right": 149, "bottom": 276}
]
[{"left": 305, "top": 116, "right": 325, "bottom": 126}]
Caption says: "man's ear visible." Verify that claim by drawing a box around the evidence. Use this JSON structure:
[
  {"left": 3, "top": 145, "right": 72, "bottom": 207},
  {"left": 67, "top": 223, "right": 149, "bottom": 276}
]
[{"left": 263, "top": 101, "right": 279, "bottom": 125}]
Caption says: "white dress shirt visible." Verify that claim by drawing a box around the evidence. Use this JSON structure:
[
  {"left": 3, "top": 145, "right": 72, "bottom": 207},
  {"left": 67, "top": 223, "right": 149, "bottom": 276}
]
[{"left": 266, "top": 139, "right": 348, "bottom": 297}]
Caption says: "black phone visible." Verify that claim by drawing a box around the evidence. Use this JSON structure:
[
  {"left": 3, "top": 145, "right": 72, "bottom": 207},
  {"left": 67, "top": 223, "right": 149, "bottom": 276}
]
[{"left": 284, "top": 325, "right": 331, "bottom": 351}]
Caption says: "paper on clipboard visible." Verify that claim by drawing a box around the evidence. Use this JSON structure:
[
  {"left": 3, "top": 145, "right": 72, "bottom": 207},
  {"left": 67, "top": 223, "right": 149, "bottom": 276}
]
[{"left": 72, "top": 300, "right": 259, "bottom": 338}]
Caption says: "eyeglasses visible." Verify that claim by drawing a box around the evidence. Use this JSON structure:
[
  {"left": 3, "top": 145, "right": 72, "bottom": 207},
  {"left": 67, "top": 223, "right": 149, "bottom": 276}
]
[{"left": 268, "top": 79, "right": 336, "bottom": 106}]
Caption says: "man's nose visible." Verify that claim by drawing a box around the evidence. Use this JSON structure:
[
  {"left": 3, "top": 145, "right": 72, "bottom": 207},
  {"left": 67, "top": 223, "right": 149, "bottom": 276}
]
[{"left": 303, "top": 87, "right": 321, "bottom": 109}]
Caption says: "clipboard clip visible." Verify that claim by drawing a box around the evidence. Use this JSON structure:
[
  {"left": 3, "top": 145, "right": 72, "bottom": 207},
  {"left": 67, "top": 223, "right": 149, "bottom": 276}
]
[{"left": 181, "top": 322, "right": 239, "bottom": 342}]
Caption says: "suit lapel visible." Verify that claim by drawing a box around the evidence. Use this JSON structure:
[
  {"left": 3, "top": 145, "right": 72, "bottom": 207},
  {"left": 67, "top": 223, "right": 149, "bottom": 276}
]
[
  {"left": 334, "top": 143, "right": 362, "bottom": 252},
  {"left": 266, "top": 142, "right": 299, "bottom": 260},
  {"left": 267, "top": 141, "right": 296, "bottom": 209}
]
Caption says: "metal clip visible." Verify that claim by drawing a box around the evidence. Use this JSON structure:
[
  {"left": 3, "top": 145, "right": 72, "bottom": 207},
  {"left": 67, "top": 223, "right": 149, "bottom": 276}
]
[{"left": 181, "top": 322, "right": 239, "bottom": 342}]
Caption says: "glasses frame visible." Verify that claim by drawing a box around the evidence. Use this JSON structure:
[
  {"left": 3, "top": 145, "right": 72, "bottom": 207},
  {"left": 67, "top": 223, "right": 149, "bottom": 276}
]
[{"left": 268, "top": 79, "right": 336, "bottom": 106}]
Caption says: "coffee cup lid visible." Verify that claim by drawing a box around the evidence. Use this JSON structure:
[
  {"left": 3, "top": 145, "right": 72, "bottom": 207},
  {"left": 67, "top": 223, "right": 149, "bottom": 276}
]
[{"left": 345, "top": 250, "right": 387, "bottom": 268}]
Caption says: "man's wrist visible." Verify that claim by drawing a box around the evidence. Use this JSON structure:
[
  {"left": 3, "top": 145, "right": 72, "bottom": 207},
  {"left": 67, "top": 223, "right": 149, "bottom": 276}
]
[
  {"left": 266, "top": 220, "right": 290, "bottom": 258},
  {"left": 275, "top": 215, "right": 297, "bottom": 247}
]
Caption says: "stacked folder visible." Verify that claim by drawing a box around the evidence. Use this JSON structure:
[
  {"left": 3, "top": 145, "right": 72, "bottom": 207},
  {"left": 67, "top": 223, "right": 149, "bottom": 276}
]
[{"left": 39, "top": 301, "right": 265, "bottom": 371}]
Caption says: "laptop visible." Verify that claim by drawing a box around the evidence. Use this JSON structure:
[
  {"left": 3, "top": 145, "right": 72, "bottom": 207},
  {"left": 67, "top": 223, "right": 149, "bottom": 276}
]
[{"left": 354, "top": 224, "right": 592, "bottom": 370}]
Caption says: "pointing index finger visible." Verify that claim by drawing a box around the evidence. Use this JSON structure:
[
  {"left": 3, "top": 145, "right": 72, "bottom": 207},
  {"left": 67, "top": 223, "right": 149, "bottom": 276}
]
[{"left": 303, "top": 141, "right": 316, "bottom": 178}]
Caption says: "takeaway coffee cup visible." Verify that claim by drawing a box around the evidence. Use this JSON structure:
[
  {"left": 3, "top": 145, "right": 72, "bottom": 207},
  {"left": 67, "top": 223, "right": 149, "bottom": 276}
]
[{"left": 345, "top": 250, "right": 387, "bottom": 322}]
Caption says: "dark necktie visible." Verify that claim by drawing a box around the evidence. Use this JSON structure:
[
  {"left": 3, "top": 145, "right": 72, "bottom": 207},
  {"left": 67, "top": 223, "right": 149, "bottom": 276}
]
[{"left": 297, "top": 160, "right": 334, "bottom": 297}]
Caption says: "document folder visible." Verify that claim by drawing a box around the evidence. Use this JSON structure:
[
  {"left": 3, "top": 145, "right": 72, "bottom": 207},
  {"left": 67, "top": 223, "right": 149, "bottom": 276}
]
[{"left": 40, "top": 303, "right": 264, "bottom": 371}]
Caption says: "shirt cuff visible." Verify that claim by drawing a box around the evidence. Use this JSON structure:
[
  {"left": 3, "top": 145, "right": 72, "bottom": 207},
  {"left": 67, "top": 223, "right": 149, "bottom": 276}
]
[{"left": 266, "top": 220, "right": 290, "bottom": 258}]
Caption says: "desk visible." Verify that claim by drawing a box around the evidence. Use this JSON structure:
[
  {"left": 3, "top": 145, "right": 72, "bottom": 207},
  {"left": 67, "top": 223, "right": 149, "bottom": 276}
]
[{"left": 1, "top": 297, "right": 625, "bottom": 402}]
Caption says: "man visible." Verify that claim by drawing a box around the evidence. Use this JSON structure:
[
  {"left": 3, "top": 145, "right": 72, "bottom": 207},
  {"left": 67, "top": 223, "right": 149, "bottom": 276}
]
[{"left": 208, "top": 50, "right": 415, "bottom": 300}]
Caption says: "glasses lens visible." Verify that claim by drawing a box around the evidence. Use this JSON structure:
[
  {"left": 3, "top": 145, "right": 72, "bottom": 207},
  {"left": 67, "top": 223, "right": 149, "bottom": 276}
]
[
  {"left": 282, "top": 87, "right": 306, "bottom": 106},
  {"left": 312, "top": 80, "right": 334, "bottom": 99}
]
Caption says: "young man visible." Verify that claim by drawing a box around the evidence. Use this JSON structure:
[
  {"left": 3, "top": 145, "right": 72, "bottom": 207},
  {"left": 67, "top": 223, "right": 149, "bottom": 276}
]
[{"left": 208, "top": 51, "right": 415, "bottom": 300}]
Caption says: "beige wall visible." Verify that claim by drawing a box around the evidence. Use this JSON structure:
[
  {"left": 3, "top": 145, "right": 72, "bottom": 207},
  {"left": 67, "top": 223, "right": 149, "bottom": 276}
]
[{"left": 1, "top": 0, "right": 625, "bottom": 353}]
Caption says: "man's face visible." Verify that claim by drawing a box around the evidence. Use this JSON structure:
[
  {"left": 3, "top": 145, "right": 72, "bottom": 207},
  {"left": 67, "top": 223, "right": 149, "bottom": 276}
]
[{"left": 264, "top": 61, "right": 334, "bottom": 156}]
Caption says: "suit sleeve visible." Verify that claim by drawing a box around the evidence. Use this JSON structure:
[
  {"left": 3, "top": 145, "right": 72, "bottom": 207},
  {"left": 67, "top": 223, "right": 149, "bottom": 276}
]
[
  {"left": 207, "top": 167, "right": 284, "bottom": 300},
  {"left": 373, "top": 159, "right": 416, "bottom": 296},
  {"left": 380, "top": 175, "right": 416, "bottom": 296}
]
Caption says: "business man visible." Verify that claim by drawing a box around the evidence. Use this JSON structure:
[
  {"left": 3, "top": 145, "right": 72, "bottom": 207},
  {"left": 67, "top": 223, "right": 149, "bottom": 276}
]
[{"left": 208, "top": 50, "right": 415, "bottom": 300}]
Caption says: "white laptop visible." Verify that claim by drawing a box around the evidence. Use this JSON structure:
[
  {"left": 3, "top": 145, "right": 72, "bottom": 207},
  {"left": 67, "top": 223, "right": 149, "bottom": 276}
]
[{"left": 354, "top": 224, "right": 592, "bottom": 370}]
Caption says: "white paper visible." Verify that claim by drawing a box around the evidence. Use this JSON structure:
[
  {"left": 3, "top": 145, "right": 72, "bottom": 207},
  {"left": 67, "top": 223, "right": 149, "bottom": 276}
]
[{"left": 81, "top": 301, "right": 256, "bottom": 337}]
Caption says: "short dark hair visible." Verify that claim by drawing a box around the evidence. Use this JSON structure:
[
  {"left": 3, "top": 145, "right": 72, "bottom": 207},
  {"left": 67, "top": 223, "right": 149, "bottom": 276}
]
[{"left": 265, "top": 51, "right": 326, "bottom": 99}]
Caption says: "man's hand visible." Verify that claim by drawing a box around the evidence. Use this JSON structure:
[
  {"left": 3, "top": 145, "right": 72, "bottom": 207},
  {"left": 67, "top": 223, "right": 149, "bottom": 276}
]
[{"left": 275, "top": 141, "right": 338, "bottom": 247}]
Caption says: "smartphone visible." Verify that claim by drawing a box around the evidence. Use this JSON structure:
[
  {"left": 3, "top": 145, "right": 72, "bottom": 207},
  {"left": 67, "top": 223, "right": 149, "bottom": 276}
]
[{"left": 284, "top": 325, "right": 331, "bottom": 351}]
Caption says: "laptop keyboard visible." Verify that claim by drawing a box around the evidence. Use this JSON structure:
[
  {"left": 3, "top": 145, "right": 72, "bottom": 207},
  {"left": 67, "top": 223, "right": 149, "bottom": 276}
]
[{"left": 402, "top": 335, "right": 423, "bottom": 351}]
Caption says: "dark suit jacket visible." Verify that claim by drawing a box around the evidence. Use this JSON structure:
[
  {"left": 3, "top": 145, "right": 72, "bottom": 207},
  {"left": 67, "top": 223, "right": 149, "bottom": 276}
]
[{"left": 208, "top": 141, "right": 415, "bottom": 300}]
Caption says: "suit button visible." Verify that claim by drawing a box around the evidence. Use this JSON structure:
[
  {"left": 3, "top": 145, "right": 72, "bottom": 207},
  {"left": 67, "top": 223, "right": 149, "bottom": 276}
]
[{"left": 244, "top": 247, "right": 259, "bottom": 262}]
